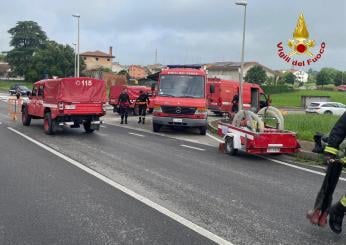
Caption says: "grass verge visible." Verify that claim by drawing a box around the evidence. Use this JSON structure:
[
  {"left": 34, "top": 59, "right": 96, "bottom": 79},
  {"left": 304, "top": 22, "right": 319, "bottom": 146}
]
[
  {"left": 284, "top": 114, "right": 339, "bottom": 141},
  {"left": 270, "top": 90, "right": 346, "bottom": 108}
]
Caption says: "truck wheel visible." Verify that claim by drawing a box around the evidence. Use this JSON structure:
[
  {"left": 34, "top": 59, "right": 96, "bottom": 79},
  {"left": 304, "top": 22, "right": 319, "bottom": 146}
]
[
  {"left": 199, "top": 126, "right": 207, "bottom": 135},
  {"left": 225, "top": 137, "right": 238, "bottom": 156},
  {"left": 22, "top": 106, "right": 31, "bottom": 126},
  {"left": 83, "top": 120, "right": 95, "bottom": 133},
  {"left": 44, "top": 112, "right": 56, "bottom": 135},
  {"left": 153, "top": 123, "right": 161, "bottom": 133}
]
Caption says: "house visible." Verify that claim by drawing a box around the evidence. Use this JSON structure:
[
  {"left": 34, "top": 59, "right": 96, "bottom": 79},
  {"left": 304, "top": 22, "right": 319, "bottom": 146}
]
[
  {"left": 278, "top": 69, "right": 309, "bottom": 84},
  {"left": 112, "top": 62, "right": 128, "bottom": 73},
  {"left": 293, "top": 70, "right": 309, "bottom": 83},
  {"left": 145, "top": 64, "right": 164, "bottom": 74},
  {"left": 80, "top": 47, "right": 115, "bottom": 71},
  {"left": 206, "top": 61, "right": 276, "bottom": 81},
  {"left": 128, "top": 65, "right": 148, "bottom": 79},
  {"left": 0, "top": 62, "right": 11, "bottom": 78}
]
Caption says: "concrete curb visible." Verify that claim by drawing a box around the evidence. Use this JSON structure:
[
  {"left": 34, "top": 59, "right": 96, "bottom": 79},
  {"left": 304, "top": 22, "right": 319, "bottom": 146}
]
[{"left": 207, "top": 118, "right": 322, "bottom": 162}]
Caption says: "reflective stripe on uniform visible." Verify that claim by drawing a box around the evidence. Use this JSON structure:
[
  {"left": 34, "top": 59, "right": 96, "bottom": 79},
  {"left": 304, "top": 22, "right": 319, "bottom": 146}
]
[
  {"left": 324, "top": 146, "right": 338, "bottom": 155},
  {"left": 340, "top": 195, "right": 346, "bottom": 207}
]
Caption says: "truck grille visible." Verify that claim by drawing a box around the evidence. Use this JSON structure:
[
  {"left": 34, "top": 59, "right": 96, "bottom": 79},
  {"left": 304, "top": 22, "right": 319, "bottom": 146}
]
[{"left": 161, "top": 106, "right": 196, "bottom": 115}]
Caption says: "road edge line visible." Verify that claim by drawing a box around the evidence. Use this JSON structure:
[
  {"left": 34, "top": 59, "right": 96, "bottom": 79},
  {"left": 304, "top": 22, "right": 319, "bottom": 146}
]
[{"left": 7, "top": 127, "right": 233, "bottom": 245}]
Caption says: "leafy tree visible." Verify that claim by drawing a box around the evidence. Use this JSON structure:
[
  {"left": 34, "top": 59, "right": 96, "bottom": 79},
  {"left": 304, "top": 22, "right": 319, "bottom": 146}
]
[
  {"left": 0, "top": 53, "right": 6, "bottom": 62},
  {"left": 118, "top": 69, "right": 130, "bottom": 80},
  {"left": 334, "top": 71, "right": 346, "bottom": 86},
  {"left": 244, "top": 65, "right": 267, "bottom": 85},
  {"left": 307, "top": 68, "right": 318, "bottom": 84},
  {"left": 284, "top": 72, "right": 296, "bottom": 84},
  {"left": 26, "top": 41, "right": 85, "bottom": 82},
  {"left": 6, "top": 21, "right": 47, "bottom": 77},
  {"left": 316, "top": 68, "right": 338, "bottom": 87}
]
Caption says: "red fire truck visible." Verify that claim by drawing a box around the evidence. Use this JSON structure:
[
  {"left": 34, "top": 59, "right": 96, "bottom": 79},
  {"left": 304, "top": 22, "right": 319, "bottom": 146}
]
[
  {"left": 152, "top": 65, "right": 208, "bottom": 135},
  {"left": 21, "top": 77, "right": 107, "bottom": 134},
  {"left": 207, "top": 78, "right": 266, "bottom": 115},
  {"left": 109, "top": 85, "right": 153, "bottom": 114}
]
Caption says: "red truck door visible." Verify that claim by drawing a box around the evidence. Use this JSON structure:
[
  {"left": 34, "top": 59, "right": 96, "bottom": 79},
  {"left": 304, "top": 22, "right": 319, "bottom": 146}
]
[
  {"left": 28, "top": 85, "right": 38, "bottom": 116},
  {"left": 35, "top": 84, "right": 45, "bottom": 117}
]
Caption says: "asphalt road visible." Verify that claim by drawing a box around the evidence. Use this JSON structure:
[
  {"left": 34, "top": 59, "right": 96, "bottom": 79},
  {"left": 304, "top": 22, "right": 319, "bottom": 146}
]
[{"left": 0, "top": 100, "right": 345, "bottom": 244}]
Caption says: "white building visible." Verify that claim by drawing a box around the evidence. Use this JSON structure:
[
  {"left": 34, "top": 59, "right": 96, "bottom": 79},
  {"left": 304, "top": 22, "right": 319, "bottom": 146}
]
[
  {"left": 293, "top": 70, "right": 309, "bottom": 83},
  {"left": 112, "top": 62, "right": 128, "bottom": 73}
]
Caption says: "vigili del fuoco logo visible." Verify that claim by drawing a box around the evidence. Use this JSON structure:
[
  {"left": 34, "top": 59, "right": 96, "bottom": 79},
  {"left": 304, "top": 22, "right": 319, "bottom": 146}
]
[{"left": 277, "top": 13, "right": 326, "bottom": 67}]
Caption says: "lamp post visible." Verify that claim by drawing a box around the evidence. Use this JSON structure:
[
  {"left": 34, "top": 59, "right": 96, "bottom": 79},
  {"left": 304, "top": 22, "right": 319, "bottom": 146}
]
[
  {"left": 72, "top": 43, "right": 77, "bottom": 77},
  {"left": 235, "top": 0, "right": 247, "bottom": 111},
  {"left": 72, "top": 14, "right": 80, "bottom": 77}
]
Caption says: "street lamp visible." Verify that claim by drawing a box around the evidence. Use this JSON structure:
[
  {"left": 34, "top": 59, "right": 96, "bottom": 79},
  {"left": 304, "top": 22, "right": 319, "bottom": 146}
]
[
  {"left": 72, "top": 14, "right": 80, "bottom": 77},
  {"left": 72, "top": 43, "right": 77, "bottom": 77},
  {"left": 235, "top": 0, "right": 247, "bottom": 111}
]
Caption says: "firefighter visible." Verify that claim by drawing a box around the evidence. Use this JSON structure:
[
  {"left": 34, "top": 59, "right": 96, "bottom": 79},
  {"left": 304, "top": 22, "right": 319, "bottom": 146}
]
[
  {"left": 231, "top": 93, "right": 239, "bottom": 113},
  {"left": 136, "top": 90, "right": 150, "bottom": 124},
  {"left": 118, "top": 88, "right": 131, "bottom": 124},
  {"left": 307, "top": 112, "right": 346, "bottom": 234}
]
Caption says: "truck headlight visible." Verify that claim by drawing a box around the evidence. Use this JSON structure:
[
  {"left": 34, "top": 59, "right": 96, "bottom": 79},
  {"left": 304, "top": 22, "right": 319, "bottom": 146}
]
[
  {"left": 195, "top": 107, "right": 207, "bottom": 115},
  {"left": 153, "top": 106, "right": 162, "bottom": 112}
]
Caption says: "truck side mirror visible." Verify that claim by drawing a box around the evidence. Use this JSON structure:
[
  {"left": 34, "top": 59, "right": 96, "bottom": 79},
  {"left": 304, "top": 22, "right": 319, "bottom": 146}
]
[{"left": 210, "top": 84, "right": 215, "bottom": 94}]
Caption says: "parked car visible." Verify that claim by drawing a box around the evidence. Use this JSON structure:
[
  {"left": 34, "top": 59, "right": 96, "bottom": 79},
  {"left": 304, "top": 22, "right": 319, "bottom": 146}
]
[
  {"left": 306, "top": 102, "right": 346, "bottom": 115},
  {"left": 336, "top": 85, "right": 346, "bottom": 91},
  {"left": 9, "top": 84, "right": 31, "bottom": 96}
]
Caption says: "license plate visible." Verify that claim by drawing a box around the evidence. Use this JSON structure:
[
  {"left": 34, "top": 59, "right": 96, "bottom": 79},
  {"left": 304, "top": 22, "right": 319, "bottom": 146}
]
[
  {"left": 173, "top": 118, "right": 183, "bottom": 123},
  {"left": 267, "top": 147, "right": 280, "bottom": 153}
]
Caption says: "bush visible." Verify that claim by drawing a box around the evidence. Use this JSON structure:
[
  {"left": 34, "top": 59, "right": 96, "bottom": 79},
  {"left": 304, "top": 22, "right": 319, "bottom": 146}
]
[{"left": 262, "top": 85, "right": 293, "bottom": 94}]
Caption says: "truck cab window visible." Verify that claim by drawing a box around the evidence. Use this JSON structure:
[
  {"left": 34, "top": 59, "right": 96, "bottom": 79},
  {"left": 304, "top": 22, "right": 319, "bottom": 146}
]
[
  {"left": 32, "top": 87, "right": 38, "bottom": 97},
  {"left": 38, "top": 86, "right": 44, "bottom": 97}
]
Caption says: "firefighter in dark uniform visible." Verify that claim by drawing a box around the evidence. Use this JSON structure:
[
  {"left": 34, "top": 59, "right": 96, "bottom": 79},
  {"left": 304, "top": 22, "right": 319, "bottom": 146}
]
[
  {"left": 231, "top": 93, "right": 239, "bottom": 113},
  {"left": 136, "top": 90, "right": 150, "bottom": 124},
  {"left": 118, "top": 88, "right": 131, "bottom": 124},
  {"left": 307, "top": 112, "right": 346, "bottom": 234}
]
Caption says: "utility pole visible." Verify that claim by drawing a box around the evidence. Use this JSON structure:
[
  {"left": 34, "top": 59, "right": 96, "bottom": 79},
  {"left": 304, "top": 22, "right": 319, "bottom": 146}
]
[{"left": 155, "top": 48, "right": 158, "bottom": 64}]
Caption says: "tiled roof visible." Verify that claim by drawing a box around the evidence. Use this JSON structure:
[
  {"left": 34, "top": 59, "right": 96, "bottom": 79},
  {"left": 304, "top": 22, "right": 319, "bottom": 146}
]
[{"left": 80, "top": 51, "right": 115, "bottom": 58}]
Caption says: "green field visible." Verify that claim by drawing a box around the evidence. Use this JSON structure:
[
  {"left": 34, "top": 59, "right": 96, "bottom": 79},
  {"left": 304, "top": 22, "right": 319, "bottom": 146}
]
[
  {"left": 284, "top": 114, "right": 339, "bottom": 141},
  {"left": 270, "top": 90, "right": 346, "bottom": 108},
  {"left": 0, "top": 80, "right": 33, "bottom": 92}
]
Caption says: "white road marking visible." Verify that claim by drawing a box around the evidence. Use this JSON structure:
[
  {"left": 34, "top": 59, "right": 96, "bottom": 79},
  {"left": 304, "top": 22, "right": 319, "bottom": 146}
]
[
  {"left": 100, "top": 125, "right": 106, "bottom": 128},
  {"left": 180, "top": 144, "right": 205, "bottom": 151},
  {"left": 207, "top": 132, "right": 223, "bottom": 143},
  {"left": 261, "top": 156, "right": 346, "bottom": 182},
  {"left": 104, "top": 122, "right": 215, "bottom": 147},
  {"left": 129, "top": 132, "right": 145, "bottom": 137},
  {"left": 7, "top": 127, "right": 232, "bottom": 245}
]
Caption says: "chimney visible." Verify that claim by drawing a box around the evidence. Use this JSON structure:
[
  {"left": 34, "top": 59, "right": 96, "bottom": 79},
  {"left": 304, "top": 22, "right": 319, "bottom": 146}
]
[{"left": 109, "top": 46, "right": 113, "bottom": 56}]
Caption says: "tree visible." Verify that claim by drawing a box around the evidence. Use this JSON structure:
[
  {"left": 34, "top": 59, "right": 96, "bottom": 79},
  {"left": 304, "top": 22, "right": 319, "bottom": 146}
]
[
  {"left": 284, "top": 72, "right": 296, "bottom": 84},
  {"left": 244, "top": 65, "right": 267, "bottom": 85},
  {"left": 26, "top": 41, "right": 85, "bottom": 82},
  {"left": 334, "top": 71, "right": 346, "bottom": 86},
  {"left": 0, "top": 53, "right": 5, "bottom": 62},
  {"left": 6, "top": 21, "right": 47, "bottom": 77},
  {"left": 316, "top": 68, "right": 338, "bottom": 87}
]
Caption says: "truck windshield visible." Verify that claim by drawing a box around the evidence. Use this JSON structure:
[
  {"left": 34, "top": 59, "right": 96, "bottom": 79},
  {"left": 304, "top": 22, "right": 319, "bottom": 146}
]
[{"left": 159, "top": 75, "right": 204, "bottom": 98}]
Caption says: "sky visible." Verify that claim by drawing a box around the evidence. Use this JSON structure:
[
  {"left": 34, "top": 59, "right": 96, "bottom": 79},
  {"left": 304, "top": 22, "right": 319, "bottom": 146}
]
[{"left": 0, "top": 0, "right": 345, "bottom": 71}]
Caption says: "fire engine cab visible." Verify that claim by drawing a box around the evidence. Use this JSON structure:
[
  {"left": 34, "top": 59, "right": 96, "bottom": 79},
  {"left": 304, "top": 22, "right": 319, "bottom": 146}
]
[{"left": 152, "top": 65, "right": 208, "bottom": 135}]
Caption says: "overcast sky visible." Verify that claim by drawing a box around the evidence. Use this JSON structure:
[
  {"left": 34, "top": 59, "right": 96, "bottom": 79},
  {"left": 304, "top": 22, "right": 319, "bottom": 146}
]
[{"left": 1, "top": 0, "right": 345, "bottom": 70}]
